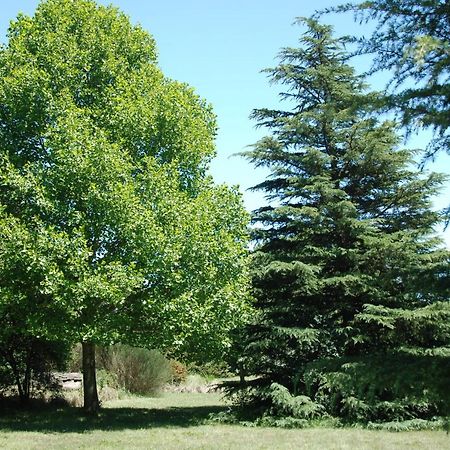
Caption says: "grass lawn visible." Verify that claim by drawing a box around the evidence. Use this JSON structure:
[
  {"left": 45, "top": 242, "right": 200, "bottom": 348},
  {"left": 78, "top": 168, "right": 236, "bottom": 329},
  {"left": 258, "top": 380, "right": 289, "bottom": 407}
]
[{"left": 0, "top": 393, "right": 448, "bottom": 449}]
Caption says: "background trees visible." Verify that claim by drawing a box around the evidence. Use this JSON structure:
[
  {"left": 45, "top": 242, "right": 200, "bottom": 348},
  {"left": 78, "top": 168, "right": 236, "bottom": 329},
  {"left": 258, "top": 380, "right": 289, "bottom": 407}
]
[
  {"left": 229, "top": 19, "right": 450, "bottom": 424},
  {"left": 0, "top": 0, "right": 249, "bottom": 412}
]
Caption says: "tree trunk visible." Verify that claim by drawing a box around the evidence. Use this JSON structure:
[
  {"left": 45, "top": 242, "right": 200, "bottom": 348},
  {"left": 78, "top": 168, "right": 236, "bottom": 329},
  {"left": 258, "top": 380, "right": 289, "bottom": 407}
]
[
  {"left": 23, "top": 345, "right": 33, "bottom": 402},
  {"left": 7, "top": 350, "right": 27, "bottom": 404},
  {"left": 238, "top": 362, "right": 245, "bottom": 385},
  {"left": 82, "top": 341, "right": 100, "bottom": 414}
]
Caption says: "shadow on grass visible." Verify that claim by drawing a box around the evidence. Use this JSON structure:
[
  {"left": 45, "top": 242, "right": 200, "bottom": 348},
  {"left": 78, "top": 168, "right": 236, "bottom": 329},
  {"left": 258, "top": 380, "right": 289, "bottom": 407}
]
[{"left": 0, "top": 402, "right": 227, "bottom": 433}]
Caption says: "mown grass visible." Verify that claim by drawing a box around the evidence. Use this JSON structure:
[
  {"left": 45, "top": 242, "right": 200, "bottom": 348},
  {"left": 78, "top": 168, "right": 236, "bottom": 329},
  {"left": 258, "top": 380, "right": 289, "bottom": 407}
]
[{"left": 0, "top": 393, "right": 448, "bottom": 449}]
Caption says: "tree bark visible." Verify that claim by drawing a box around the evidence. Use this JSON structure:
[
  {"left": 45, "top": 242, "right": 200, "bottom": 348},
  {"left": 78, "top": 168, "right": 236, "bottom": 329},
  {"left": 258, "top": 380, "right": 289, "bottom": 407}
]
[
  {"left": 6, "top": 350, "right": 27, "bottom": 404},
  {"left": 82, "top": 341, "right": 100, "bottom": 414},
  {"left": 238, "top": 362, "right": 245, "bottom": 385}
]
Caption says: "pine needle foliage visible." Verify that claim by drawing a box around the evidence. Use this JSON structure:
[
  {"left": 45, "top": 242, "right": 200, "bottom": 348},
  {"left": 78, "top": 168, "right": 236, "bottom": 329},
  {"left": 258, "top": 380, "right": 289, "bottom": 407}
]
[
  {"left": 228, "top": 18, "right": 450, "bottom": 425},
  {"left": 319, "top": 0, "right": 450, "bottom": 161}
]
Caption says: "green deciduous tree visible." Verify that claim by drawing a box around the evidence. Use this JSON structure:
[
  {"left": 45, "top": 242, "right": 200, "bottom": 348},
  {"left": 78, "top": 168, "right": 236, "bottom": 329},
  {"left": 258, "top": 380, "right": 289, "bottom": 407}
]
[
  {"left": 320, "top": 0, "right": 450, "bottom": 161},
  {"left": 229, "top": 19, "right": 450, "bottom": 424},
  {"left": 0, "top": 0, "right": 249, "bottom": 413}
]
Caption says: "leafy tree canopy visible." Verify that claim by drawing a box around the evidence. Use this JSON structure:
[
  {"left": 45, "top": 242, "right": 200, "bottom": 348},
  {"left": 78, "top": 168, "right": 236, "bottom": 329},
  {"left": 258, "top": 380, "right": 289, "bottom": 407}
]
[{"left": 0, "top": 0, "right": 250, "bottom": 377}]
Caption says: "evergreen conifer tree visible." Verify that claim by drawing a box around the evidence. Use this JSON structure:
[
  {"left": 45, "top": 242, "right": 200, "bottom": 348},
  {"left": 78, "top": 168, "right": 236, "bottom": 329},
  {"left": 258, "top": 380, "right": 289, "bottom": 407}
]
[
  {"left": 321, "top": 0, "right": 450, "bottom": 160},
  {"left": 230, "top": 19, "right": 450, "bottom": 425}
]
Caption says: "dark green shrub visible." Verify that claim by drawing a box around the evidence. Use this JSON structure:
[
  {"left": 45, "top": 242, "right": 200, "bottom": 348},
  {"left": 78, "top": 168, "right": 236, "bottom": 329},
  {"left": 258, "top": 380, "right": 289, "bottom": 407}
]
[
  {"left": 303, "top": 353, "right": 450, "bottom": 423},
  {"left": 224, "top": 351, "right": 449, "bottom": 426}
]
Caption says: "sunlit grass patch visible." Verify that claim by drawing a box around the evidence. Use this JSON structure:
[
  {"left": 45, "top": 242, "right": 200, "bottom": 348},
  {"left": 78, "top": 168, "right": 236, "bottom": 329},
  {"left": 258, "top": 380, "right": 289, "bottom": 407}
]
[{"left": 0, "top": 393, "right": 448, "bottom": 449}]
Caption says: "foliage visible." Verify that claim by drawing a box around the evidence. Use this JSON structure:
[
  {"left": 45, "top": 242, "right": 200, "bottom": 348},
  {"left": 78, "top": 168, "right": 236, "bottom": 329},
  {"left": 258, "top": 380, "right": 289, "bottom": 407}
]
[
  {"left": 0, "top": 298, "right": 70, "bottom": 402},
  {"left": 228, "top": 18, "right": 450, "bottom": 424},
  {"left": 0, "top": 0, "right": 250, "bottom": 409},
  {"left": 67, "top": 343, "right": 83, "bottom": 372},
  {"left": 303, "top": 352, "right": 450, "bottom": 423},
  {"left": 0, "top": 333, "right": 69, "bottom": 402},
  {"left": 170, "top": 360, "right": 188, "bottom": 384},
  {"left": 98, "top": 345, "right": 172, "bottom": 395},
  {"left": 319, "top": 0, "right": 450, "bottom": 160},
  {"left": 187, "top": 360, "right": 231, "bottom": 380},
  {"left": 95, "top": 368, "right": 120, "bottom": 392}
]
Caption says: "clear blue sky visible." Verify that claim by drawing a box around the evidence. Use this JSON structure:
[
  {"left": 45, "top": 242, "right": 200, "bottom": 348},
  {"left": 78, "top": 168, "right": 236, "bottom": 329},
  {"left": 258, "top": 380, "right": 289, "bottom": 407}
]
[{"left": 1, "top": 0, "right": 449, "bottom": 245}]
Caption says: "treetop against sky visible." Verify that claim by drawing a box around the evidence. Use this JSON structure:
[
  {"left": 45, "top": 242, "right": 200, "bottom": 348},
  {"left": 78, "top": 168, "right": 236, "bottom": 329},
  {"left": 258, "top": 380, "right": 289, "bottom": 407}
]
[{"left": 1, "top": 0, "right": 448, "bottom": 246}]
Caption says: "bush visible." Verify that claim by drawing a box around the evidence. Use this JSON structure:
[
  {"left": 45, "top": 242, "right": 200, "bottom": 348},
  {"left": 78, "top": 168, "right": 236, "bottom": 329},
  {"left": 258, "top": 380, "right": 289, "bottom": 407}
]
[
  {"left": 98, "top": 345, "right": 172, "bottom": 395},
  {"left": 303, "top": 353, "right": 450, "bottom": 423},
  {"left": 169, "top": 359, "right": 188, "bottom": 384},
  {"left": 67, "top": 343, "right": 82, "bottom": 372},
  {"left": 224, "top": 351, "right": 450, "bottom": 426},
  {"left": 187, "top": 360, "right": 231, "bottom": 380}
]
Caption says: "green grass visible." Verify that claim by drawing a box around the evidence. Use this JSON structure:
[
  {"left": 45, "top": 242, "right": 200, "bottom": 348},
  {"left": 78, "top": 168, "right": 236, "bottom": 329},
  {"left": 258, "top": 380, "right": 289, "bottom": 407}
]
[{"left": 0, "top": 393, "right": 448, "bottom": 449}]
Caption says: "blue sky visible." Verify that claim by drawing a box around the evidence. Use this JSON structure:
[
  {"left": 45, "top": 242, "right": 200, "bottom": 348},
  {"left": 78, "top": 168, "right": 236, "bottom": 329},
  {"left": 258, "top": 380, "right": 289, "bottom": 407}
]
[{"left": 1, "top": 0, "right": 449, "bottom": 245}]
